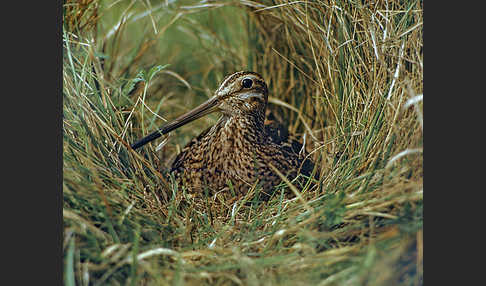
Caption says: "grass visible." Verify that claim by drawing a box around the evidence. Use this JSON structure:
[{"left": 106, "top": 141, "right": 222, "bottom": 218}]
[{"left": 63, "top": 0, "right": 423, "bottom": 285}]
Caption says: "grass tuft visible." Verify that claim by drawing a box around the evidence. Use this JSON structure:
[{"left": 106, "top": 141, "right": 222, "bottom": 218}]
[{"left": 63, "top": 0, "right": 423, "bottom": 285}]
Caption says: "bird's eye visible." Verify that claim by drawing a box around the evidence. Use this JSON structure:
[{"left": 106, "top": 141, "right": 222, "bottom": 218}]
[{"left": 242, "top": 78, "right": 253, "bottom": 88}]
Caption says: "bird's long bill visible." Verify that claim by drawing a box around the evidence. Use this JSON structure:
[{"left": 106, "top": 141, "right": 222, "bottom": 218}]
[{"left": 131, "top": 96, "right": 220, "bottom": 149}]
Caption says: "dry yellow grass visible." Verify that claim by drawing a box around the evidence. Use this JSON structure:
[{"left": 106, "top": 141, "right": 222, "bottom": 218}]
[{"left": 63, "top": 1, "right": 423, "bottom": 285}]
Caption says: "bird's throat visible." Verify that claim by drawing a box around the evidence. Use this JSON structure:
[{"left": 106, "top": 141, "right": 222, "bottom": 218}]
[{"left": 212, "top": 113, "right": 267, "bottom": 147}]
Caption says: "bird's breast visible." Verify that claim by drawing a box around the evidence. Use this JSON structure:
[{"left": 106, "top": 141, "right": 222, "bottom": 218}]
[{"left": 173, "top": 117, "right": 267, "bottom": 192}]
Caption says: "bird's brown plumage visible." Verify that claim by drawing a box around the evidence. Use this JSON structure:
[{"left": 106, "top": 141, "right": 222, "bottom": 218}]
[{"left": 132, "top": 71, "right": 314, "bottom": 199}]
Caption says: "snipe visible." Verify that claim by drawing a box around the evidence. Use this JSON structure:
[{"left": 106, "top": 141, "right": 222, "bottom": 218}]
[{"left": 131, "top": 71, "right": 314, "bottom": 198}]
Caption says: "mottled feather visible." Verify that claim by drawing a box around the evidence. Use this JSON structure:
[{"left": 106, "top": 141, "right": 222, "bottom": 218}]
[
  {"left": 131, "top": 71, "right": 314, "bottom": 199},
  {"left": 167, "top": 72, "right": 314, "bottom": 198}
]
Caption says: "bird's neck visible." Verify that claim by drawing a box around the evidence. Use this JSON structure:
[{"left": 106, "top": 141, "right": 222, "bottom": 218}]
[{"left": 213, "top": 110, "right": 267, "bottom": 144}]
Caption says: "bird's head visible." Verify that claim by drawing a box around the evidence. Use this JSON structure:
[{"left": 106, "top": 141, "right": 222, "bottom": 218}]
[
  {"left": 131, "top": 71, "right": 269, "bottom": 149},
  {"left": 214, "top": 71, "right": 268, "bottom": 116}
]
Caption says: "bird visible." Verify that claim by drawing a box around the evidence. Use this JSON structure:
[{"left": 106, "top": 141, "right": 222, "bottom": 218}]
[{"left": 131, "top": 71, "right": 314, "bottom": 199}]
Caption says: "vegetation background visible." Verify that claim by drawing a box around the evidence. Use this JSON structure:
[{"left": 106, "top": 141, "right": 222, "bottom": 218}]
[{"left": 63, "top": 0, "right": 423, "bottom": 285}]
